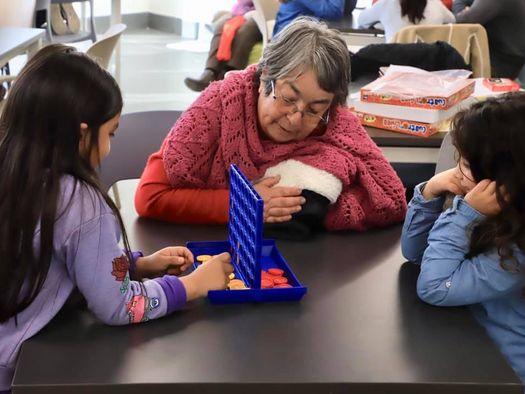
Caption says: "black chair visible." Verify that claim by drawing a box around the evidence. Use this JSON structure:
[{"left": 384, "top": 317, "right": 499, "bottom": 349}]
[{"left": 98, "top": 110, "right": 182, "bottom": 206}]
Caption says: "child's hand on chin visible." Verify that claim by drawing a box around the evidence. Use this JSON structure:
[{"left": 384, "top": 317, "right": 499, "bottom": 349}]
[
  {"left": 422, "top": 168, "right": 466, "bottom": 200},
  {"left": 465, "top": 179, "right": 502, "bottom": 216}
]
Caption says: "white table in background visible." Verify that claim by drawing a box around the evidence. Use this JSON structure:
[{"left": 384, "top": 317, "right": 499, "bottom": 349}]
[{"left": 0, "top": 27, "right": 45, "bottom": 67}]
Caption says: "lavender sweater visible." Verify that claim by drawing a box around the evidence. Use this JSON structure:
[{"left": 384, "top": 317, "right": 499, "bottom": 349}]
[{"left": 0, "top": 176, "right": 187, "bottom": 391}]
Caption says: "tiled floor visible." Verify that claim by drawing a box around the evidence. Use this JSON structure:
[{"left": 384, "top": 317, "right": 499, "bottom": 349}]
[
  {"left": 5, "top": 28, "right": 208, "bottom": 113},
  {"left": 107, "top": 28, "right": 211, "bottom": 206},
  {"left": 117, "top": 28, "right": 210, "bottom": 114}
]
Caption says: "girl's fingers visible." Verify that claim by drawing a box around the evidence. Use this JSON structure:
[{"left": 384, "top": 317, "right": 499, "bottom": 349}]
[
  {"left": 222, "top": 262, "right": 234, "bottom": 274},
  {"left": 486, "top": 181, "right": 497, "bottom": 195},
  {"left": 448, "top": 177, "right": 465, "bottom": 194},
  {"left": 169, "top": 256, "right": 186, "bottom": 265},
  {"left": 475, "top": 179, "right": 492, "bottom": 192},
  {"left": 179, "top": 247, "right": 194, "bottom": 263},
  {"left": 448, "top": 183, "right": 464, "bottom": 196},
  {"left": 214, "top": 252, "right": 231, "bottom": 264}
]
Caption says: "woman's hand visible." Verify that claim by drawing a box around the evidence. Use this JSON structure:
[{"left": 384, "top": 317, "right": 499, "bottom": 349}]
[
  {"left": 135, "top": 247, "right": 194, "bottom": 279},
  {"left": 179, "top": 252, "right": 233, "bottom": 301},
  {"left": 422, "top": 168, "right": 466, "bottom": 200},
  {"left": 253, "top": 176, "right": 306, "bottom": 223},
  {"left": 465, "top": 179, "right": 502, "bottom": 216}
]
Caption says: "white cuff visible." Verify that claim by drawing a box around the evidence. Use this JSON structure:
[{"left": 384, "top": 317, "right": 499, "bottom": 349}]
[{"left": 264, "top": 159, "right": 343, "bottom": 204}]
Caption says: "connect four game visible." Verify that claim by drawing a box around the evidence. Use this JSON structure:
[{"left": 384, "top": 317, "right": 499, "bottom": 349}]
[{"left": 186, "top": 165, "right": 307, "bottom": 304}]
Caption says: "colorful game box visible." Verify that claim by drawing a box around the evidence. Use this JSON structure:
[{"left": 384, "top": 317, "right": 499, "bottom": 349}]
[
  {"left": 186, "top": 165, "right": 307, "bottom": 304},
  {"left": 482, "top": 78, "right": 521, "bottom": 92},
  {"left": 360, "top": 74, "right": 475, "bottom": 110},
  {"left": 353, "top": 110, "right": 444, "bottom": 137}
]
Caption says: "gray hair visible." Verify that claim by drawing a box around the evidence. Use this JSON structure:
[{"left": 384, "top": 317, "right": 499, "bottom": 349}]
[{"left": 257, "top": 17, "right": 350, "bottom": 106}]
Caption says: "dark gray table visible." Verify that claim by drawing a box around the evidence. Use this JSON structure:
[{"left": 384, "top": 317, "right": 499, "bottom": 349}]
[
  {"left": 327, "top": 13, "right": 384, "bottom": 36},
  {"left": 12, "top": 205, "right": 522, "bottom": 393},
  {"left": 326, "top": 0, "right": 384, "bottom": 36}
]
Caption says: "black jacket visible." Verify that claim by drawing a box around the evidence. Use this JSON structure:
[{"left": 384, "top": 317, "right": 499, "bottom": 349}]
[{"left": 350, "top": 41, "right": 471, "bottom": 81}]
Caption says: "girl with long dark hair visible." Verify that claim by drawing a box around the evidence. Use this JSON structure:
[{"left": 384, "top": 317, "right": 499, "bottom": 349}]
[
  {"left": 0, "top": 45, "right": 233, "bottom": 393},
  {"left": 402, "top": 92, "right": 525, "bottom": 382},
  {"left": 358, "top": 0, "right": 455, "bottom": 42}
]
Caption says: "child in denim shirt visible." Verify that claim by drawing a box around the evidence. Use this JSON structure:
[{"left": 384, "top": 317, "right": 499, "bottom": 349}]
[{"left": 402, "top": 92, "right": 525, "bottom": 382}]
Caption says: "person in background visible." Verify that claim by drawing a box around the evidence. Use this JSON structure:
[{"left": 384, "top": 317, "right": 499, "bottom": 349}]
[
  {"left": 136, "top": 18, "right": 406, "bottom": 238},
  {"left": 441, "top": 0, "right": 452, "bottom": 9},
  {"left": 373, "top": 0, "right": 453, "bottom": 9},
  {"left": 273, "top": 0, "right": 350, "bottom": 37},
  {"left": 452, "top": 0, "right": 525, "bottom": 79},
  {"left": 184, "top": 0, "right": 262, "bottom": 92},
  {"left": 401, "top": 92, "right": 525, "bottom": 383},
  {"left": 358, "top": 0, "right": 455, "bottom": 42},
  {"left": 0, "top": 45, "right": 233, "bottom": 394}
]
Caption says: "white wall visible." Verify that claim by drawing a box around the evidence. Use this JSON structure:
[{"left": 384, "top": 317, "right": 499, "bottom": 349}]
[
  {"left": 91, "top": 0, "right": 149, "bottom": 17},
  {"left": 0, "top": 0, "right": 36, "bottom": 27},
  {"left": 148, "top": 0, "right": 235, "bottom": 21},
  {"left": 90, "top": 0, "right": 235, "bottom": 21}
]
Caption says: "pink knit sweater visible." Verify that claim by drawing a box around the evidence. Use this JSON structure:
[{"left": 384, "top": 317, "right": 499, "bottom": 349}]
[{"left": 162, "top": 66, "right": 407, "bottom": 230}]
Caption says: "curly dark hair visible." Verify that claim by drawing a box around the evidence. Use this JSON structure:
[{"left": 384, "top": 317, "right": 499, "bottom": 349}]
[{"left": 451, "top": 91, "right": 525, "bottom": 271}]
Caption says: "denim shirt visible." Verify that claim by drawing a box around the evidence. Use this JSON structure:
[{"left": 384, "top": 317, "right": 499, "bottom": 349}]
[{"left": 402, "top": 183, "right": 525, "bottom": 382}]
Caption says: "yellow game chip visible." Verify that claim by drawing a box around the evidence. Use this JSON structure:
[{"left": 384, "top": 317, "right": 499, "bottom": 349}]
[
  {"left": 229, "top": 285, "right": 248, "bottom": 290},
  {"left": 196, "top": 255, "right": 212, "bottom": 263},
  {"left": 228, "top": 279, "right": 247, "bottom": 290},
  {"left": 229, "top": 273, "right": 235, "bottom": 280}
]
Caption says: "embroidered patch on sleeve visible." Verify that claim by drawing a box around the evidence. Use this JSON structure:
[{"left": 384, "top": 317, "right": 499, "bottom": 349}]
[
  {"left": 111, "top": 254, "right": 130, "bottom": 293},
  {"left": 126, "top": 295, "right": 150, "bottom": 323}
]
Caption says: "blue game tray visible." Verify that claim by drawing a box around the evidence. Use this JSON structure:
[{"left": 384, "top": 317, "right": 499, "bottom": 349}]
[{"left": 186, "top": 165, "right": 307, "bottom": 304}]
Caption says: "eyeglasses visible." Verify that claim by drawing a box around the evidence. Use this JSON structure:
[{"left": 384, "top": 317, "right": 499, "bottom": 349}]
[{"left": 271, "top": 80, "right": 330, "bottom": 124}]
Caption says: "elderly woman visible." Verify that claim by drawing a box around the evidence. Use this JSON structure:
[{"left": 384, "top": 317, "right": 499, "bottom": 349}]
[{"left": 135, "top": 18, "right": 406, "bottom": 237}]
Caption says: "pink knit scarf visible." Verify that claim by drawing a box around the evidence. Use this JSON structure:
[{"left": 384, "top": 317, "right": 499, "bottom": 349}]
[{"left": 163, "top": 66, "right": 406, "bottom": 230}]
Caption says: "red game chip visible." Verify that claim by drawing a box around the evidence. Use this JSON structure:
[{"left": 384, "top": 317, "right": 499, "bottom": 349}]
[
  {"left": 261, "top": 279, "right": 274, "bottom": 288},
  {"left": 273, "top": 277, "right": 288, "bottom": 285},
  {"left": 268, "top": 268, "right": 284, "bottom": 276},
  {"left": 275, "top": 283, "right": 292, "bottom": 288}
]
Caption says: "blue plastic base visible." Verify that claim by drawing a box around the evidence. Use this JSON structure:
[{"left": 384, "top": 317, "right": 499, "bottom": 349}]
[{"left": 186, "top": 240, "right": 307, "bottom": 304}]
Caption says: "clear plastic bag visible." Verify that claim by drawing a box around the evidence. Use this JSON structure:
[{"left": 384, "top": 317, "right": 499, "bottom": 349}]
[{"left": 369, "top": 65, "right": 473, "bottom": 98}]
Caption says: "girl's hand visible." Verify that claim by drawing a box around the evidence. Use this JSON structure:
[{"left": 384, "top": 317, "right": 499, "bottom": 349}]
[
  {"left": 135, "top": 247, "right": 194, "bottom": 279},
  {"left": 465, "top": 179, "right": 502, "bottom": 216},
  {"left": 422, "top": 168, "right": 465, "bottom": 200},
  {"left": 179, "top": 252, "right": 233, "bottom": 301},
  {"left": 253, "top": 176, "right": 306, "bottom": 223}
]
